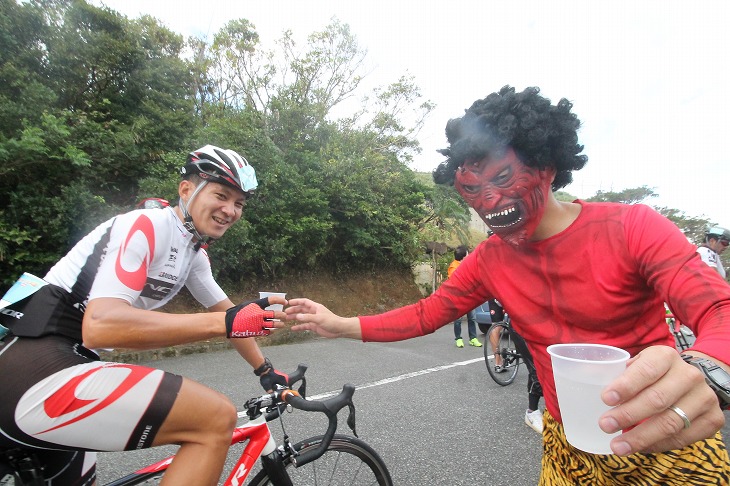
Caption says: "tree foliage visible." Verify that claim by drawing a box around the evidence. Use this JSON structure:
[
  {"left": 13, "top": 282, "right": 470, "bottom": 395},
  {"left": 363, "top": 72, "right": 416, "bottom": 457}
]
[
  {"left": 0, "top": 0, "right": 721, "bottom": 289},
  {"left": 0, "top": 1, "right": 440, "bottom": 287}
]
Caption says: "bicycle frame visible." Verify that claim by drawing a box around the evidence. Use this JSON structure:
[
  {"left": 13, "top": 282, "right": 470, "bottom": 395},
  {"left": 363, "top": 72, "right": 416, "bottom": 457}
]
[
  {"left": 110, "top": 413, "right": 276, "bottom": 486},
  {"left": 665, "top": 313, "right": 692, "bottom": 351},
  {"left": 4, "top": 365, "right": 392, "bottom": 486}
]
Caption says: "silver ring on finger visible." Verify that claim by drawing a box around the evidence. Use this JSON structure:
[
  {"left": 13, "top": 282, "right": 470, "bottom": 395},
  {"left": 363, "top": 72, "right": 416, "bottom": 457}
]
[{"left": 668, "top": 405, "right": 691, "bottom": 429}]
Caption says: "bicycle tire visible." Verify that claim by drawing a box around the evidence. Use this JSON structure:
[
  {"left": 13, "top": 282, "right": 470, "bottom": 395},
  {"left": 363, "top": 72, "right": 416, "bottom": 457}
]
[
  {"left": 249, "top": 434, "right": 393, "bottom": 486},
  {"left": 103, "top": 470, "right": 165, "bottom": 485},
  {"left": 103, "top": 471, "right": 164, "bottom": 485},
  {"left": 485, "top": 323, "right": 520, "bottom": 386}
]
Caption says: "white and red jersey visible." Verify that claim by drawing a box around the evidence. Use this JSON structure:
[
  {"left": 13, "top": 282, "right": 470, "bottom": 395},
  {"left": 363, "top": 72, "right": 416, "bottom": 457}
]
[
  {"left": 46, "top": 206, "right": 225, "bottom": 310},
  {"left": 697, "top": 245, "right": 727, "bottom": 279},
  {"left": 1, "top": 207, "right": 226, "bottom": 341}
]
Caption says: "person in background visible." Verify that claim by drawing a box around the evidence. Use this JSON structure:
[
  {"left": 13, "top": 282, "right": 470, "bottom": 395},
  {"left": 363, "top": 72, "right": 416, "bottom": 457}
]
[
  {"left": 136, "top": 197, "right": 171, "bottom": 209},
  {"left": 0, "top": 145, "right": 288, "bottom": 486},
  {"left": 487, "top": 299, "right": 544, "bottom": 433},
  {"left": 447, "top": 245, "right": 481, "bottom": 348},
  {"left": 286, "top": 86, "right": 730, "bottom": 484},
  {"left": 697, "top": 226, "right": 729, "bottom": 278},
  {"left": 512, "top": 330, "right": 544, "bottom": 434}
]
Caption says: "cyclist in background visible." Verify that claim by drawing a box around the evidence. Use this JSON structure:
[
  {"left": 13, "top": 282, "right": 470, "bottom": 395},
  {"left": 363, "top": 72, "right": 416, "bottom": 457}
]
[
  {"left": 0, "top": 145, "right": 288, "bottom": 486},
  {"left": 511, "top": 329, "right": 544, "bottom": 434},
  {"left": 136, "top": 197, "right": 171, "bottom": 210},
  {"left": 447, "top": 245, "right": 481, "bottom": 348},
  {"left": 287, "top": 86, "right": 730, "bottom": 484},
  {"left": 697, "top": 226, "right": 729, "bottom": 278},
  {"left": 486, "top": 299, "right": 545, "bottom": 433}
]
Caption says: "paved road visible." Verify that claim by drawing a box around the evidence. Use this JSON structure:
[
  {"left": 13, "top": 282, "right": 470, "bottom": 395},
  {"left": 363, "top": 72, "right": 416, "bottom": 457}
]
[{"left": 97, "top": 327, "right": 730, "bottom": 485}]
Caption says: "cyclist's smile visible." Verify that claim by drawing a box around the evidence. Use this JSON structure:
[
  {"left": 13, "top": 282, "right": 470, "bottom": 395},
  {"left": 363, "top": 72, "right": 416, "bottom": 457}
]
[
  {"left": 187, "top": 183, "right": 243, "bottom": 239},
  {"left": 454, "top": 147, "right": 553, "bottom": 246}
]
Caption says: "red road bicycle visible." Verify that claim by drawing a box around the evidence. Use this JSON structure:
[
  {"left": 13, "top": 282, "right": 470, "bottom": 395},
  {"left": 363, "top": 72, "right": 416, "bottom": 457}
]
[{"left": 0, "top": 364, "right": 393, "bottom": 486}]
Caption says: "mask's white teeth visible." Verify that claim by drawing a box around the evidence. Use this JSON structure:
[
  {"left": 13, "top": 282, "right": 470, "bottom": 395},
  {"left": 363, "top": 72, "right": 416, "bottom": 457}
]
[
  {"left": 489, "top": 216, "right": 523, "bottom": 228},
  {"left": 485, "top": 206, "right": 517, "bottom": 221}
]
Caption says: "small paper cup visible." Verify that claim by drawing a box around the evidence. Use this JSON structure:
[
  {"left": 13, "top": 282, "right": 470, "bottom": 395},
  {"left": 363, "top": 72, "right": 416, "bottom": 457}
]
[{"left": 258, "top": 292, "right": 287, "bottom": 312}]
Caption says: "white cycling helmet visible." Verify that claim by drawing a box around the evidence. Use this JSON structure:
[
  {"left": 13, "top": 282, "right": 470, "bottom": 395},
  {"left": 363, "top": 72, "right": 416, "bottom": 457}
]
[
  {"left": 179, "top": 145, "right": 257, "bottom": 249},
  {"left": 181, "top": 144, "right": 258, "bottom": 193},
  {"left": 706, "top": 226, "right": 730, "bottom": 242}
]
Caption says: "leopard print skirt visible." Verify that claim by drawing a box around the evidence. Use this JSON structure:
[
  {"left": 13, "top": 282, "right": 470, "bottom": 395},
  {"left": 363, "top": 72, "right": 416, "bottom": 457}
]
[{"left": 540, "top": 410, "right": 730, "bottom": 485}]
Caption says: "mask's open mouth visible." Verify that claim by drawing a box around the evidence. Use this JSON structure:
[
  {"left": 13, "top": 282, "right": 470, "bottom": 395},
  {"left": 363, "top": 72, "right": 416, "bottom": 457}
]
[{"left": 483, "top": 204, "right": 522, "bottom": 228}]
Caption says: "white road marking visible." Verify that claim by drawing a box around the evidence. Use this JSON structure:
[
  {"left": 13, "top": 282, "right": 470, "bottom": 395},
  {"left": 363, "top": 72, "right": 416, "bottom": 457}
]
[{"left": 309, "top": 357, "right": 485, "bottom": 400}]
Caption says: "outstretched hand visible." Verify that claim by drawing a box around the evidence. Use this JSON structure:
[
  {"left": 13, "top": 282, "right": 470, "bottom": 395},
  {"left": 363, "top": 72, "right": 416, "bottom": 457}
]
[
  {"left": 598, "top": 345, "right": 726, "bottom": 455},
  {"left": 284, "top": 298, "right": 362, "bottom": 340}
]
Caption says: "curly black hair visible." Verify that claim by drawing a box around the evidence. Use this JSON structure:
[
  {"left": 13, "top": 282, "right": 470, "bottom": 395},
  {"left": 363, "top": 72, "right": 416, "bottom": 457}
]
[{"left": 433, "top": 86, "right": 588, "bottom": 191}]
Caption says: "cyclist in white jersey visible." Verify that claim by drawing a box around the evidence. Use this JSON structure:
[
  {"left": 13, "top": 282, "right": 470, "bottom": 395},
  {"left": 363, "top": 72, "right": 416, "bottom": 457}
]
[
  {"left": 697, "top": 226, "right": 729, "bottom": 279},
  {"left": 0, "top": 145, "right": 289, "bottom": 486}
]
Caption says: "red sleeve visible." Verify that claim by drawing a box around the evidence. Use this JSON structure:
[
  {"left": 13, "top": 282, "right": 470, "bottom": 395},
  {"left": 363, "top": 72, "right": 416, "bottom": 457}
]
[
  {"left": 627, "top": 204, "right": 730, "bottom": 364},
  {"left": 360, "top": 244, "right": 493, "bottom": 342}
]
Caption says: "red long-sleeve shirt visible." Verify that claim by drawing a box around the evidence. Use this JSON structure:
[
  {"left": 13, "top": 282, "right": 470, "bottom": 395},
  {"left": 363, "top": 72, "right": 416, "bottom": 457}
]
[{"left": 361, "top": 201, "right": 730, "bottom": 423}]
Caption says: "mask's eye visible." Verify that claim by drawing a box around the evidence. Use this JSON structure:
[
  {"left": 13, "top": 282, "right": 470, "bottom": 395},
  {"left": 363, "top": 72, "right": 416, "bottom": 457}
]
[
  {"left": 493, "top": 166, "right": 512, "bottom": 185},
  {"left": 459, "top": 184, "right": 480, "bottom": 195}
]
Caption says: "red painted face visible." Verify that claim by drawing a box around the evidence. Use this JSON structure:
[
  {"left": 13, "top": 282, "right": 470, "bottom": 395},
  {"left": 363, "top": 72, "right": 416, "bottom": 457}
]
[{"left": 454, "top": 147, "right": 553, "bottom": 246}]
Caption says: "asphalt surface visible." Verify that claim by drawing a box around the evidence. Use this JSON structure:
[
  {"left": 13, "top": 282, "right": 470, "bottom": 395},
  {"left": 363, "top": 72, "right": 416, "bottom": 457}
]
[{"left": 96, "top": 326, "right": 730, "bottom": 485}]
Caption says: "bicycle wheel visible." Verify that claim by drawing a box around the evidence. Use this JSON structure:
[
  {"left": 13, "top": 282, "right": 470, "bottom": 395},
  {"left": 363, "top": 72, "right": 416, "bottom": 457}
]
[
  {"left": 485, "top": 323, "right": 520, "bottom": 386},
  {"left": 104, "top": 471, "right": 164, "bottom": 485},
  {"left": 249, "top": 434, "right": 393, "bottom": 486}
]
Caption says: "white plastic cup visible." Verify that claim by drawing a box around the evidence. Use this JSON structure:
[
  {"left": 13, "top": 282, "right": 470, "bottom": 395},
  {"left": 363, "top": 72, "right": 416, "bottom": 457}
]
[
  {"left": 258, "top": 292, "right": 287, "bottom": 312},
  {"left": 547, "top": 343, "right": 630, "bottom": 454}
]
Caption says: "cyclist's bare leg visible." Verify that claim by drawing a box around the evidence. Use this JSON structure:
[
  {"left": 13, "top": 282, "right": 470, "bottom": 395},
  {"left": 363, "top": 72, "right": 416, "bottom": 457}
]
[
  {"left": 151, "top": 378, "right": 237, "bottom": 486},
  {"left": 489, "top": 326, "right": 503, "bottom": 366}
]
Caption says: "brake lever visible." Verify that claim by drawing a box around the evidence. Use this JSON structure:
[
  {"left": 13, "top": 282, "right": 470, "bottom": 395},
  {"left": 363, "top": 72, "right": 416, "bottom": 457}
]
[
  {"left": 296, "top": 377, "right": 307, "bottom": 398},
  {"left": 347, "top": 401, "right": 358, "bottom": 438}
]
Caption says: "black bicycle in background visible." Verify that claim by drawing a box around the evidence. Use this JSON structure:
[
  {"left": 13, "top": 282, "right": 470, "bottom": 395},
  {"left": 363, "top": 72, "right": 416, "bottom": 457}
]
[{"left": 476, "top": 300, "right": 522, "bottom": 386}]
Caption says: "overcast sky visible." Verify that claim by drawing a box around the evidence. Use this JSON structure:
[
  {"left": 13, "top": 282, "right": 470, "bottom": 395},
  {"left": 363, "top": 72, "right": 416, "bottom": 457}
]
[{"left": 94, "top": 0, "right": 729, "bottom": 226}]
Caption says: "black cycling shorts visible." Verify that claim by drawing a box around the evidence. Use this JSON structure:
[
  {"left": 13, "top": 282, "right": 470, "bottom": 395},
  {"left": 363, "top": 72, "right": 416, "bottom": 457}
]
[{"left": 0, "top": 335, "right": 182, "bottom": 484}]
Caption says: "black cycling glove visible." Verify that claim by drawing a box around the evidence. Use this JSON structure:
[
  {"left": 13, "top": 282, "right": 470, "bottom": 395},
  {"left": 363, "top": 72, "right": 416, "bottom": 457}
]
[
  {"left": 225, "top": 298, "right": 274, "bottom": 338},
  {"left": 254, "top": 357, "right": 289, "bottom": 392}
]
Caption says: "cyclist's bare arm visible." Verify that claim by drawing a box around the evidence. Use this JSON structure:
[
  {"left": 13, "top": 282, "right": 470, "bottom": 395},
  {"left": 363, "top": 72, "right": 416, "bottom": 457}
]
[
  {"left": 82, "top": 295, "right": 287, "bottom": 350},
  {"left": 286, "top": 298, "right": 362, "bottom": 339}
]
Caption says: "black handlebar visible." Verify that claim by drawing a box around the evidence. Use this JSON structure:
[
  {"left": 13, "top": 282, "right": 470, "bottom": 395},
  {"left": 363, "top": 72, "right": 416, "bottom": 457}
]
[
  {"left": 283, "top": 383, "right": 357, "bottom": 466},
  {"left": 244, "top": 363, "right": 358, "bottom": 468}
]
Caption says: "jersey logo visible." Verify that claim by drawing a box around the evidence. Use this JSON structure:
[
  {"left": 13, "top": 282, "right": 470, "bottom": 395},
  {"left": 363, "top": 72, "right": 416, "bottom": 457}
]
[
  {"left": 141, "top": 278, "right": 173, "bottom": 300},
  {"left": 115, "top": 215, "right": 155, "bottom": 291},
  {"left": 40, "top": 364, "right": 157, "bottom": 434}
]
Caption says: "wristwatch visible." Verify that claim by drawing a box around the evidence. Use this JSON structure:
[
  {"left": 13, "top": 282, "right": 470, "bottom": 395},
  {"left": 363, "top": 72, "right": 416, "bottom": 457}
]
[{"left": 681, "top": 354, "right": 730, "bottom": 410}]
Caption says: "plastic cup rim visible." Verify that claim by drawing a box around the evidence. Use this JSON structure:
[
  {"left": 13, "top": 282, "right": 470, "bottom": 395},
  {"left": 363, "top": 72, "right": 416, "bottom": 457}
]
[{"left": 547, "top": 343, "right": 629, "bottom": 364}]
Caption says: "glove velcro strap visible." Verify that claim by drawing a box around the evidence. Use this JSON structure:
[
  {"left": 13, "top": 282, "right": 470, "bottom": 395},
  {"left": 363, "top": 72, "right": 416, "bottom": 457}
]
[{"left": 254, "top": 357, "right": 273, "bottom": 376}]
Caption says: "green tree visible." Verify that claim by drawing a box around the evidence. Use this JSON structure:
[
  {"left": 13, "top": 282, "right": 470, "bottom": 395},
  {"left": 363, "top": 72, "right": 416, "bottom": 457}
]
[
  {"left": 0, "top": 0, "right": 196, "bottom": 283},
  {"left": 586, "top": 185, "right": 657, "bottom": 204}
]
